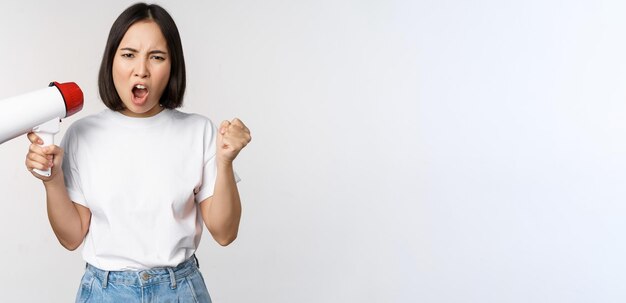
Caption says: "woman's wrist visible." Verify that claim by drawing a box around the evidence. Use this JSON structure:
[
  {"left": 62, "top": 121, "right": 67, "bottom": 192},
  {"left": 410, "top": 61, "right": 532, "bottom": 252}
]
[
  {"left": 217, "top": 159, "right": 234, "bottom": 172},
  {"left": 42, "top": 172, "right": 65, "bottom": 188}
]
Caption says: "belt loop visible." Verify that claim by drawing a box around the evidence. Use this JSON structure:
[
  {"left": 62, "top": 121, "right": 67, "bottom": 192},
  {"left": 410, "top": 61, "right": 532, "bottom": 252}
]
[
  {"left": 167, "top": 267, "right": 177, "bottom": 289},
  {"left": 102, "top": 271, "right": 110, "bottom": 289},
  {"left": 194, "top": 254, "right": 200, "bottom": 269}
]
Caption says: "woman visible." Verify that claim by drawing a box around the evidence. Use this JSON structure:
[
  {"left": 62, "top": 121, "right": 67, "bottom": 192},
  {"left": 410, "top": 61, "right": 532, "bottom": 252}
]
[{"left": 24, "top": 3, "right": 250, "bottom": 302}]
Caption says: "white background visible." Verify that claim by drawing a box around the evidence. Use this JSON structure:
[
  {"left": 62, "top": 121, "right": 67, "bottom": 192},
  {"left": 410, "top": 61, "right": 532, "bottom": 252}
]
[{"left": 0, "top": 0, "right": 624, "bottom": 302}]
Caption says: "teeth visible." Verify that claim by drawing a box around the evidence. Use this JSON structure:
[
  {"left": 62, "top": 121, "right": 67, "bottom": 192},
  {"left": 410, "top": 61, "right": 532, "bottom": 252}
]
[{"left": 134, "top": 84, "right": 146, "bottom": 89}]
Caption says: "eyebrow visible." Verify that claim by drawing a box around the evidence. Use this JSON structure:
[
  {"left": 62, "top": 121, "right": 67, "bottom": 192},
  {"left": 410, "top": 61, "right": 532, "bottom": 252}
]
[{"left": 120, "top": 47, "right": 168, "bottom": 55}]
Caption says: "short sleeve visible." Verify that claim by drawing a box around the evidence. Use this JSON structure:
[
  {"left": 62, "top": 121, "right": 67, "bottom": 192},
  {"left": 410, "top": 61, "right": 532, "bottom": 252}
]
[
  {"left": 194, "top": 119, "right": 241, "bottom": 203},
  {"left": 60, "top": 126, "right": 87, "bottom": 206}
]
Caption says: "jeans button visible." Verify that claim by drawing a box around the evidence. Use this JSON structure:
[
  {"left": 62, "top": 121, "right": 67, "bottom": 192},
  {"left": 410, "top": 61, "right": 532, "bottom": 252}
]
[{"left": 141, "top": 272, "right": 150, "bottom": 280}]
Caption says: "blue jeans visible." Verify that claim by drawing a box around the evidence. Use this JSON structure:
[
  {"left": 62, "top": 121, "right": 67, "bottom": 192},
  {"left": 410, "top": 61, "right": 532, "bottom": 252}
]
[{"left": 75, "top": 256, "right": 212, "bottom": 303}]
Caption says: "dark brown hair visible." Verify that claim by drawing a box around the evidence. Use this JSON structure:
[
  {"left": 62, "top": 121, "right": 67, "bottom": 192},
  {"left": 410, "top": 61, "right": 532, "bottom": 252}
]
[{"left": 98, "top": 3, "right": 186, "bottom": 110}]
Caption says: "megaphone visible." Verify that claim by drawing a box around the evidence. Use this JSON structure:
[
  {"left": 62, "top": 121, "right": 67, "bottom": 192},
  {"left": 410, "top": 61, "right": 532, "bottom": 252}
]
[{"left": 0, "top": 82, "right": 83, "bottom": 176}]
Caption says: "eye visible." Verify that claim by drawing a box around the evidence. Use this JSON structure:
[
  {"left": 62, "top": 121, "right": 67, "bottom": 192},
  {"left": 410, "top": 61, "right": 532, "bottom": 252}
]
[
  {"left": 151, "top": 55, "right": 166, "bottom": 61},
  {"left": 121, "top": 53, "right": 135, "bottom": 58}
]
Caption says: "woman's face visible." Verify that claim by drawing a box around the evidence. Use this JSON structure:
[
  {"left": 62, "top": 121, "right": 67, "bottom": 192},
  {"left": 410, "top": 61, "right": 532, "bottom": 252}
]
[{"left": 112, "top": 20, "right": 171, "bottom": 117}]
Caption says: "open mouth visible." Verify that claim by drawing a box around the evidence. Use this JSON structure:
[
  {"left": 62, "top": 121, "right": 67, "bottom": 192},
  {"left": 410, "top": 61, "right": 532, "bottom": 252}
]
[{"left": 131, "top": 84, "right": 149, "bottom": 104}]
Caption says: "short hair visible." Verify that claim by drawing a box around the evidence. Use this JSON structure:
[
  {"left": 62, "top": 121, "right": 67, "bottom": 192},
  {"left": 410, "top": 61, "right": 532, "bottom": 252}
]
[{"left": 98, "top": 3, "right": 186, "bottom": 110}]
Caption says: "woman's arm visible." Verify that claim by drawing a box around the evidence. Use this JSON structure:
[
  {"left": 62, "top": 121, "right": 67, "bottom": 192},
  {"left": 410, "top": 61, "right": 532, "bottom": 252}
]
[
  {"left": 43, "top": 172, "right": 91, "bottom": 251},
  {"left": 200, "top": 162, "right": 241, "bottom": 246},
  {"left": 26, "top": 133, "right": 91, "bottom": 251},
  {"left": 199, "top": 118, "right": 250, "bottom": 246}
]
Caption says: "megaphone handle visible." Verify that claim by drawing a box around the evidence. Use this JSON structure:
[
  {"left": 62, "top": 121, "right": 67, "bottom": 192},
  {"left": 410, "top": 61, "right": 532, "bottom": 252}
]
[
  {"left": 32, "top": 118, "right": 60, "bottom": 177},
  {"left": 32, "top": 132, "right": 54, "bottom": 177}
]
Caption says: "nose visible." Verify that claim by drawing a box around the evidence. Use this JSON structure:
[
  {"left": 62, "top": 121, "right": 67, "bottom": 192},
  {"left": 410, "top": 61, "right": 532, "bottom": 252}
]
[{"left": 134, "top": 59, "right": 150, "bottom": 78}]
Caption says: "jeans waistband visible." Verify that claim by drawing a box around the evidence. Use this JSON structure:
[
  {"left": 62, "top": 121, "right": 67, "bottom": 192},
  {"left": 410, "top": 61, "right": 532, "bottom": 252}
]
[{"left": 86, "top": 255, "right": 199, "bottom": 289}]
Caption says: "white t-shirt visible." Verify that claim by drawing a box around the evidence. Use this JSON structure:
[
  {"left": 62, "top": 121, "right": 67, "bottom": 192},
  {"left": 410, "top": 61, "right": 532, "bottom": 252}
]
[{"left": 61, "top": 108, "right": 229, "bottom": 270}]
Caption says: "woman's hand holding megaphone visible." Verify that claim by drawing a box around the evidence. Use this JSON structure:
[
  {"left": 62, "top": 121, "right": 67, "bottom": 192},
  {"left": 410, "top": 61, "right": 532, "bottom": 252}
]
[{"left": 25, "top": 132, "right": 64, "bottom": 182}]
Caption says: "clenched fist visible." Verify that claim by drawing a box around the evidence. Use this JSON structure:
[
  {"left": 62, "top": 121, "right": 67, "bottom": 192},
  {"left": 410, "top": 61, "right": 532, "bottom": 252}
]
[{"left": 217, "top": 118, "right": 251, "bottom": 165}]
